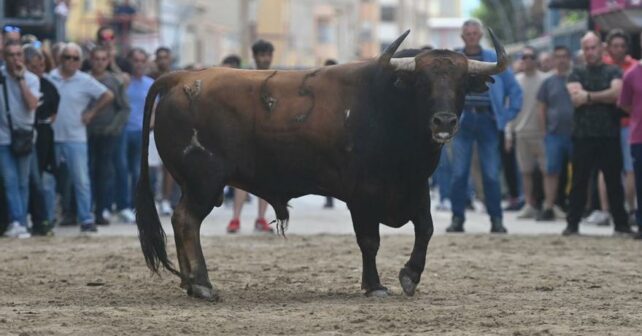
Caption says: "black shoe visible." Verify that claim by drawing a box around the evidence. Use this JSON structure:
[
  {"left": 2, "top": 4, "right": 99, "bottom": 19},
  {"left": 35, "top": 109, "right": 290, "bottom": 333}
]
[
  {"left": 613, "top": 226, "right": 634, "bottom": 237},
  {"left": 490, "top": 217, "right": 507, "bottom": 234},
  {"left": 562, "top": 225, "right": 579, "bottom": 236},
  {"left": 503, "top": 199, "right": 524, "bottom": 211},
  {"left": 96, "top": 216, "right": 110, "bottom": 226},
  {"left": 80, "top": 223, "right": 98, "bottom": 233},
  {"left": 536, "top": 208, "right": 555, "bottom": 222},
  {"left": 446, "top": 216, "right": 464, "bottom": 233},
  {"left": 634, "top": 231, "right": 642, "bottom": 240}
]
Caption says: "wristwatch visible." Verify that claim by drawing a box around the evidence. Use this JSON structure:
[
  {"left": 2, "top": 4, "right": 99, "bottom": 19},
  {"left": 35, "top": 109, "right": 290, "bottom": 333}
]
[{"left": 15, "top": 76, "right": 24, "bottom": 81}]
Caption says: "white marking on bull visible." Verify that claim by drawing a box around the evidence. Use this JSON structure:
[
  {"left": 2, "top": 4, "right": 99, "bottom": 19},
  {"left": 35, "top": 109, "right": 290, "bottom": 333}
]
[
  {"left": 183, "top": 80, "right": 202, "bottom": 100},
  {"left": 183, "top": 129, "right": 212, "bottom": 156},
  {"left": 345, "top": 109, "right": 351, "bottom": 120}
]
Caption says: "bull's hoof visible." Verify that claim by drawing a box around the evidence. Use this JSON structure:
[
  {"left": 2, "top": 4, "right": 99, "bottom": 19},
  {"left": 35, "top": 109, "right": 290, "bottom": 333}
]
[
  {"left": 399, "top": 267, "right": 419, "bottom": 296},
  {"left": 188, "top": 284, "right": 221, "bottom": 301},
  {"left": 365, "top": 287, "right": 390, "bottom": 298}
]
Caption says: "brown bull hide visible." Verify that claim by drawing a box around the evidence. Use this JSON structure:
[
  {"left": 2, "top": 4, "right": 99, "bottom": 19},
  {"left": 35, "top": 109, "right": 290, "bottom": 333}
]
[{"left": 136, "top": 30, "right": 507, "bottom": 301}]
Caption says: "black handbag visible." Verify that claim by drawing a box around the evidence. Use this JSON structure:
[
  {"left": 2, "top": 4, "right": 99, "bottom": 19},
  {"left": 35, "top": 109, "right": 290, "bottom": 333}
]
[{"left": 1, "top": 70, "right": 34, "bottom": 157}]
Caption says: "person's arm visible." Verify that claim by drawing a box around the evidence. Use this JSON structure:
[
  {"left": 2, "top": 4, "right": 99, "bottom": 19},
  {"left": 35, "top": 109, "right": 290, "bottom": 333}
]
[
  {"left": 618, "top": 72, "right": 634, "bottom": 114},
  {"left": 588, "top": 78, "right": 622, "bottom": 104},
  {"left": 501, "top": 69, "right": 523, "bottom": 122},
  {"left": 82, "top": 91, "right": 114, "bottom": 125},
  {"left": 12, "top": 68, "right": 40, "bottom": 112},
  {"left": 537, "top": 102, "right": 547, "bottom": 132}
]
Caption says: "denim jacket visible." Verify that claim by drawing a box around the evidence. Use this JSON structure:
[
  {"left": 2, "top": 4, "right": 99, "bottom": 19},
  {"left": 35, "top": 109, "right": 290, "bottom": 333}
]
[{"left": 456, "top": 47, "right": 523, "bottom": 130}]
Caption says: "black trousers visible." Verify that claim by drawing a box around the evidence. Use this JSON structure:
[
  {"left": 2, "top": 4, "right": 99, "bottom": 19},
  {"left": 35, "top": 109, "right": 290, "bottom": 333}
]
[
  {"left": 498, "top": 131, "right": 520, "bottom": 199},
  {"left": 567, "top": 137, "right": 628, "bottom": 229}
]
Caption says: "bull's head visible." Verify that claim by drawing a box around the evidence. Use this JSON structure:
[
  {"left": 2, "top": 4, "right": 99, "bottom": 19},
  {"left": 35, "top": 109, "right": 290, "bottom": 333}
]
[{"left": 379, "top": 29, "right": 507, "bottom": 144}]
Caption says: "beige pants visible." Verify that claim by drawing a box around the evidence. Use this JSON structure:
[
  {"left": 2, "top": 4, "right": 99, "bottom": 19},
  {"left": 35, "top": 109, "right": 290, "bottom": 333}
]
[{"left": 516, "top": 136, "right": 546, "bottom": 173}]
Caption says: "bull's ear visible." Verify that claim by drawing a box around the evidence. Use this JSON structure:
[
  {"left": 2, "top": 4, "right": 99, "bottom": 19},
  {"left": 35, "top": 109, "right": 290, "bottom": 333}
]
[{"left": 466, "top": 75, "right": 495, "bottom": 93}]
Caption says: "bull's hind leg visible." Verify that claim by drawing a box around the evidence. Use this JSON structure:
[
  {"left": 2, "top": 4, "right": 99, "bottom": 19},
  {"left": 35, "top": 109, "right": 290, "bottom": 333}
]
[
  {"left": 399, "top": 195, "right": 434, "bottom": 296},
  {"left": 172, "top": 188, "right": 221, "bottom": 301},
  {"left": 349, "top": 205, "right": 388, "bottom": 297}
]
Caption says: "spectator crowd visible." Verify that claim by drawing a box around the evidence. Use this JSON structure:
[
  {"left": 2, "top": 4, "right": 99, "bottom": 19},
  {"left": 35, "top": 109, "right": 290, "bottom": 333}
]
[{"left": 1, "top": 19, "right": 641, "bottom": 240}]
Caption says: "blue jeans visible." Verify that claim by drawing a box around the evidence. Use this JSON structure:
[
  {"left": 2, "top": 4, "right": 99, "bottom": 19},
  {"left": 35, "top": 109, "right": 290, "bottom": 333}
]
[
  {"left": 451, "top": 111, "right": 502, "bottom": 220},
  {"left": 115, "top": 130, "right": 142, "bottom": 210},
  {"left": 42, "top": 172, "right": 56, "bottom": 223},
  {"left": 55, "top": 142, "right": 93, "bottom": 224},
  {"left": 544, "top": 134, "right": 572, "bottom": 174},
  {"left": 0, "top": 145, "right": 31, "bottom": 225}
]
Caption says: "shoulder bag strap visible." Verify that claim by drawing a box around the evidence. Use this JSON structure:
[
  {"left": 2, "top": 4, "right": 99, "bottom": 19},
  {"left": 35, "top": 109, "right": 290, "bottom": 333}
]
[{"left": 0, "top": 70, "right": 14, "bottom": 132}]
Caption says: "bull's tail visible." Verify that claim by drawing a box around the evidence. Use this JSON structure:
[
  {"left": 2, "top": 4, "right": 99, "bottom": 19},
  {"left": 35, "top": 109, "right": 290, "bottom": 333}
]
[{"left": 135, "top": 73, "right": 183, "bottom": 277}]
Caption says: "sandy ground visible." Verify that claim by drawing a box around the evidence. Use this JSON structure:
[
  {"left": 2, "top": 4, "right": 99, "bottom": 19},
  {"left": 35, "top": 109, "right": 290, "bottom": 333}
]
[{"left": 1, "top": 233, "right": 641, "bottom": 336}]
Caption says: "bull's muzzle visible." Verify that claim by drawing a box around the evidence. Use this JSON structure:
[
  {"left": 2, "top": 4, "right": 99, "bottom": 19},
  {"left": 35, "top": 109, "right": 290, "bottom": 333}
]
[{"left": 430, "top": 112, "right": 458, "bottom": 143}]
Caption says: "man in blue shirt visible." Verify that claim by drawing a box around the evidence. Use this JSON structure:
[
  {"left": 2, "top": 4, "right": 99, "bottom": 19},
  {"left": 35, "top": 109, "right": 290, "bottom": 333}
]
[
  {"left": 115, "top": 48, "right": 153, "bottom": 223},
  {"left": 446, "top": 19, "right": 523, "bottom": 233}
]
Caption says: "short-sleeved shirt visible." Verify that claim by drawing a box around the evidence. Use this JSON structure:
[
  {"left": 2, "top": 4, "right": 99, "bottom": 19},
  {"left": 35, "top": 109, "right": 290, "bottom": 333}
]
[
  {"left": 618, "top": 63, "right": 642, "bottom": 144},
  {"left": 603, "top": 54, "right": 638, "bottom": 127},
  {"left": 536, "top": 73, "right": 574, "bottom": 136},
  {"left": 511, "top": 70, "right": 548, "bottom": 138},
  {"left": 88, "top": 72, "right": 130, "bottom": 136},
  {"left": 568, "top": 63, "right": 622, "bottom": 138},
  {"left": 0, "top": 66, "right": 41, "bottom": 145},
  {"left": 47, "top": 68, "right": 108, "bottom": 142},
  {"left": 126, "top": 75, "right": 153, "bottom": 132}
]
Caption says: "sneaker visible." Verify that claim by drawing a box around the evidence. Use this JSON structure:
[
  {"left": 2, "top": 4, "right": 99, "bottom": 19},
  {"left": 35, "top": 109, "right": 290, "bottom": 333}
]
[
  {"left": 80, "top": 223, "right": 98, "bottom": 233},
  {"left": 102, "top": 209, "right": 112, "bottom": 221},
  {"left": 583, "top": 210, "right": 611, "bottom": 226},
  {"left": 536, "top": 208, "right": 555, "bottom": 221},
  {"left": 160, "top": 200, "right": 173, "bottom": 216},
  {"left": 503, "top": 198, "right": 524, "bottom": 211},
  {"left": 3, "top": 222, "right": 31, "bottom": 238},
  {"left": 516, "top": 204, "right": 537, "bottom": 219},
  {"left": 227, "top": 219, "right": 240, "bottom": 233},
  {"left": 254, "top": 218, "right": 274, "bottom": 233},
  {"left": 634, "top": 231, "right": 642, "bottom": 240},
  {"left": 552, "top": 205, "right": 566, "bottom": 219},
  {"left": 435, "top": 199, "right": 452, "bottom": 212},
  {"left": 446, "top": 216, "right": 465, "bottom": 233},
  {"left": 119, "top": 209, "right": 136, "bottom": 223}
]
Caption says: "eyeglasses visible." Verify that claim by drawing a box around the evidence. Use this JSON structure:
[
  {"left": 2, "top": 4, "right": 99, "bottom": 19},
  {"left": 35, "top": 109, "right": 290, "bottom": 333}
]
[
  {"left": 3, "top": 25, "right": 20, "bottom": 33},
  {"left": 5, "top": 52, "right": 23, "bottom": 58},
  {"left": 521, "top": 54, "right": 536, "bottom": 60},
  {"left": 62, "top": 55, "right": 80, "bottom": 61}
]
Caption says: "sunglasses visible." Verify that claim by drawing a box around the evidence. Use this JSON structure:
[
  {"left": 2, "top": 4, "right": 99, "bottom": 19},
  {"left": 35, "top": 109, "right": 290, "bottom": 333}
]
[
  {"left": 62, "top": 55, "right": 80, "bottom": 61},
  {"left": 521, "top": 54, "right": 536, "bottom": 60},
  {"left": 3, "top": 25, "right": 20, "bottom": 33}
]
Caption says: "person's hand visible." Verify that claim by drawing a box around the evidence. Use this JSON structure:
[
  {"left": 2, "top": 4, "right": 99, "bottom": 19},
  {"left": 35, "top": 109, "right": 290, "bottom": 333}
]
[
  {"left": 12, "top": 62, "right": 26, "bottom": 79},
  {"left": 82, "top": 110, "right": 96, "bottom": 125},
  {"left": 570, "top": 90, "right": 588, "bottom": 106},
  {"left": 504, "top": 134, "right": 513, "bottom": 153}
]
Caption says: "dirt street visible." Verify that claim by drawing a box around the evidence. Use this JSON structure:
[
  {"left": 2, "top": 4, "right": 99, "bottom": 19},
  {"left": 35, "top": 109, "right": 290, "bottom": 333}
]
[{"left": 1, "top": 234, "right": 640, "bottom": 335}]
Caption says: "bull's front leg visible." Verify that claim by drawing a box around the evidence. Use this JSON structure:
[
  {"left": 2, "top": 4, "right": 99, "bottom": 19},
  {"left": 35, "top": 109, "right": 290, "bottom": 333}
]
[
  {"left": 399, "top": 198, "right": 434, "bottom": 296},
  {"left": 349, "top": 206, "right": 388, "bottom": 297}
]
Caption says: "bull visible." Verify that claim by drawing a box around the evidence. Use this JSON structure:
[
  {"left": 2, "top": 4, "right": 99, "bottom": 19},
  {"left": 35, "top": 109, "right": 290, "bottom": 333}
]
[{"left": 136, "top": 30, "right": 507, "bottom": 300}]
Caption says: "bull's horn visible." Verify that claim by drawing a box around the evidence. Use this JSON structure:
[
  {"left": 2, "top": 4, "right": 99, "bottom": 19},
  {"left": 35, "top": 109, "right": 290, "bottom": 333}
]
[
  {"left": 467, "top": 28, "right": 508, "bottom": 76},
  {"left": 379, "top": 29, "right": 410, "bottom": 64},
  {"left": 390, "top": 57, "right": 416, "bottom": 71}
]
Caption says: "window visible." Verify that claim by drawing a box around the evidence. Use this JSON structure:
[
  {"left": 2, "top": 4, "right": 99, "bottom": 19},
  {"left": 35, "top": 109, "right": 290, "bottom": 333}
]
[
  {"left": 381, "top": 6, "right": 395, "bottom": 22},
  {"left": 5, "top": 0, "right": 45, "bottom": 19}
]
